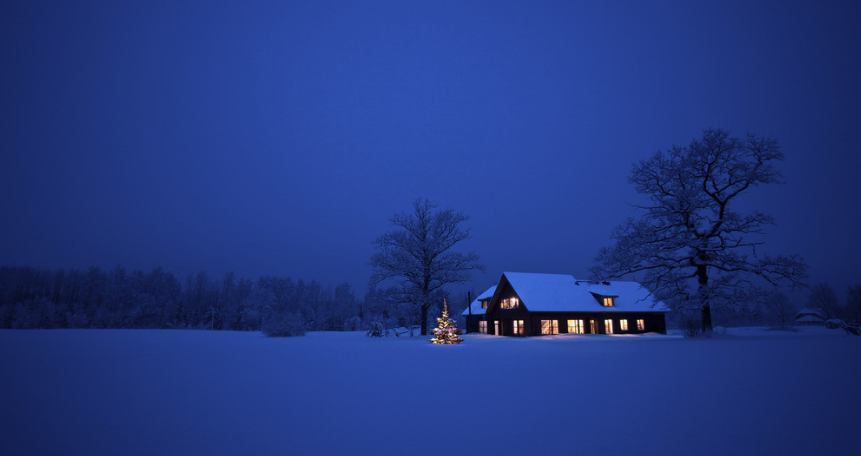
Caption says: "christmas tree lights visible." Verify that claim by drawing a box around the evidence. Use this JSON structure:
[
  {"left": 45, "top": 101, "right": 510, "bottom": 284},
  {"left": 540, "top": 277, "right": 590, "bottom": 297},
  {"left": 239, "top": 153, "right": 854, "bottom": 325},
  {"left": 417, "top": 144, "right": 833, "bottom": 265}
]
[{"left": 430, "top": 300, "right": 463, "bottom": 344}]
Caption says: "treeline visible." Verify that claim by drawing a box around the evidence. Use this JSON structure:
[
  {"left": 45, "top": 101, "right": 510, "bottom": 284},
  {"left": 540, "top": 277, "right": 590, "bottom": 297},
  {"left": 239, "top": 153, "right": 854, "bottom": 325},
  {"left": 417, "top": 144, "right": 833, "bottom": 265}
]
[
  {"left": 0, "top": 265, "right": 368, "bottom": 334},
  {"left": 668, "top": 284, "right": 861, "bottom": 330}
]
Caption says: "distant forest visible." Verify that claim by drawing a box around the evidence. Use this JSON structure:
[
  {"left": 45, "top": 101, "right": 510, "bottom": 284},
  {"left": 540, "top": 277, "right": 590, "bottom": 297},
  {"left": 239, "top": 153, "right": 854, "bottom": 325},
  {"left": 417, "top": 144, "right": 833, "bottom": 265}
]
[{"left": 0, "top": 265, "right": 453, "bottom": 335}]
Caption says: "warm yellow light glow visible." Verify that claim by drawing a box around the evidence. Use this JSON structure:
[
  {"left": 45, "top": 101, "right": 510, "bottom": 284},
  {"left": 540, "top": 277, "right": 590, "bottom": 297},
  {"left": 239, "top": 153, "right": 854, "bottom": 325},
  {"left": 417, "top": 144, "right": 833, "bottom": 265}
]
[
  {"left": 479, "top": 321, "right": 487, "bottom": 334},
  {"left": 500, "top": 297, "right": 520, "bottom": 309},
  {"left": 604, "top": 319, "right": 614, "bottom": 334},
  {"left": 430, "top": 300, "right": 463, "bottom": 344},
  {"left": 637, "top": 319, "right": 645, "bottom": 330},
  {"left": 541, "top": 319, "right": 558, "bottom": 335},
  {"left": 513, "top": 319, "right": 524, "bottom": 335},
  {"left": 567, "top": 319, "right": 584, "bottom": 334},
  {"left": 620, "top": 319, "right": 629, "bottom": 331},
  {"left": 602, "top": 297, "right": 614, "bottom": 307}
]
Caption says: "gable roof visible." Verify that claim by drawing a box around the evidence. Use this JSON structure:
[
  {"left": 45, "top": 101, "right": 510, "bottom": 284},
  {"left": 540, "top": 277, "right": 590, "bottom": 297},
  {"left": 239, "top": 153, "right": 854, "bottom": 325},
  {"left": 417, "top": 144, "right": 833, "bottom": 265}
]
[
  {"left": 460, "top": 285, "right": 496, "bottom": 316},
  {"left": 498, "top": 272, "right": 669, "bottom": 313},
  {"left": 796, "top": 308, "right": 825, "bottom": 320}
]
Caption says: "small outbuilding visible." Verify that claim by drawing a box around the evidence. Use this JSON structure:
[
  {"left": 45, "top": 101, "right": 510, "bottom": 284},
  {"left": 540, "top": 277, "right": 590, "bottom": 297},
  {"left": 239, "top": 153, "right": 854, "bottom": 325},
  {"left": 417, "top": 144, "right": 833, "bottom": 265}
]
[
  {"left": 462, "top": 272, "right": 669, "bottom": 336},
  {"left": 795, "top": 308, "right": 826, "bottom": 326}
]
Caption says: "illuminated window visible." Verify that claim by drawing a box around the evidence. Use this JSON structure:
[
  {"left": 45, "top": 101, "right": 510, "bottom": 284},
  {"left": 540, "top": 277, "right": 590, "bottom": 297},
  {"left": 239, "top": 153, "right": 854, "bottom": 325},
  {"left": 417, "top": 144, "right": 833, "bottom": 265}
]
[
  {"left": 604, "top": 319, "right": 614, "bottom": 334},
  {"left": 590, "top": 320, "right": 596, "bottom": 334},
  {"left": 479, "top": 321, "right": 487, "bottom": 334},
  {"left": 567, "top": 319, "right": 584, "bottom": 334},
  {"left": 512, "top": 320, "right": 524, "bottom": 335},
  {"left": 637, "top": 319, "right": 645, "bottom": 331},
  {"left": 500, "top": 297, "right": 520, "bottom": 309},
  {"left": 620, "top": 319, "right": 629, "bottom": 331},
  {"left": 541, "top": 320, "right": 558, "bottom": 335},
  {"left": 481, "top": 300, "right": 488, "bottom": 309},
  {"left": 602, "top": 297, "right": 614, "bottom": 307}
]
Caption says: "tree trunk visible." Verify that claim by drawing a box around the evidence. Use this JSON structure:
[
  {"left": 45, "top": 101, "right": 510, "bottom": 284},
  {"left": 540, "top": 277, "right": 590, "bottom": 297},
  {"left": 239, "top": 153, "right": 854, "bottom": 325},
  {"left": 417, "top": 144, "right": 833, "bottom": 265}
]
[
  {"left": 697, "top": 265, "right": 713, "bottom": 333},
  {"left": 420, "top": 305, "right": 428, "bottom": 336},
  {"left": 701, "top": 304, "right": 713, "bottom": 333}
]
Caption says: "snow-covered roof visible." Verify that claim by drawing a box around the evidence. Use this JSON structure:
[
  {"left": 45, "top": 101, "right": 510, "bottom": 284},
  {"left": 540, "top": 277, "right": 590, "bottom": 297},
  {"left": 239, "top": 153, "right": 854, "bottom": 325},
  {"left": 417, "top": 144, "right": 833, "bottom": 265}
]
[
  {"left": 796, "top": 308, "right": 826, "bottom": 319},
  {"left": 796, "top": 315, "right": 825, "bottom": 323},
  {"left": 501, "top": 272, "right": 669, "bottom": 313},
  {"left": 461, "top": 286, "right": 496, "bottom": 316}
]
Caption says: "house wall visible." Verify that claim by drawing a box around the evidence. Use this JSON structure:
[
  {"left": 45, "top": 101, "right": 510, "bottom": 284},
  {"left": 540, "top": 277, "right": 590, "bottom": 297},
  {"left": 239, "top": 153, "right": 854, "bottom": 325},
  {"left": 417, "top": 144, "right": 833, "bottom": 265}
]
[
  {"left": 514, "top": 312, "right": 667, "bottom": 336},
  {"left": 485, "top": 281, "right": 531, "bottom": 336},
  {"left": 471, "top": 312, "right": 667, "bottom": 336},
  {"left": 464, "top": 314, "right": 486, "bottom": 333}
]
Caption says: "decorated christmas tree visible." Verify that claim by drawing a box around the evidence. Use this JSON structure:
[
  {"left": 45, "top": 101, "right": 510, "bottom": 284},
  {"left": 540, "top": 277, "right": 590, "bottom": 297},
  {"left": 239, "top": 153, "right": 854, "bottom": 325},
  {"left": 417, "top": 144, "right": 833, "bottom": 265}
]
[{"left": 430, "top": 300, "right": 463, "bottom": 344}]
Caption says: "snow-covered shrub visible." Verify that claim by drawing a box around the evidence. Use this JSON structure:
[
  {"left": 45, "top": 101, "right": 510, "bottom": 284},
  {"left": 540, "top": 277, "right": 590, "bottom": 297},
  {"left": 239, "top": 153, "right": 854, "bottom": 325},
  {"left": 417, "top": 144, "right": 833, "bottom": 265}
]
[
  {"left": 682, "top": 317, "right": 702, "bottom": 338},
  {"left": 262, "top": 311, "right": 306, "bottom": 337},
  {"left": 366, "top": 321, "right": 387, "bottom": 337}
]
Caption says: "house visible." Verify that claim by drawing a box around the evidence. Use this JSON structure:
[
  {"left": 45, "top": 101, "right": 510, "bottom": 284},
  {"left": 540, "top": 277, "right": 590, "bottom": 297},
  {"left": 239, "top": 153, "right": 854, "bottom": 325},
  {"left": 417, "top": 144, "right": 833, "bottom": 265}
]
[
  {"left": 462, "top": 272, "right": 669, "bottom": 336},
  {"left": 795, "top": 308, "right": 826, "bottom": 326}
]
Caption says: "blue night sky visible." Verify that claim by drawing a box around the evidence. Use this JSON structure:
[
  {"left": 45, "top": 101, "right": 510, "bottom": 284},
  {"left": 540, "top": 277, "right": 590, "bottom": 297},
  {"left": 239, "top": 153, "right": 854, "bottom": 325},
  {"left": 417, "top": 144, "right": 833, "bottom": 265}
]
[{"left": 2, "top": 0, "right": 860, "bottom": 301}]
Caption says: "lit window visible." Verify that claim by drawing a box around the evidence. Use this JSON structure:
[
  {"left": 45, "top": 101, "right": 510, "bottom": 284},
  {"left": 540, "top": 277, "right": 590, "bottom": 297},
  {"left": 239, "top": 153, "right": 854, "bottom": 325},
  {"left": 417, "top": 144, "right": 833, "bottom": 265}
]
[
  {"left": 500, "top": 297, "right": 520, "bottom": 309},
  {"left": 590, "top": 320, "right": 596, "bottom": 334},
  {"left": 481, "top": 300, "right": 488, "bottom": 309},
  {"left": 513, "top": 320, "right": 524, "bottom": 335},
  {"left": 637, "top": 319, "right": 645, "bottom": 331},
  {"left": 602, "top": 297, "right": 614, "bottom": 307},
  {"left": 541, "top": 320, "right": 558, "bottom": 335},
  {"left": 604, "top": 319, "right": 614, "bottom": 334},
  {"left": 479, "top": 321, "right": 487, "bottom": 334},
  {"left": 567, "top": 319, "right": 584, "bottom": 334},
  {"left": 620, "top": 319, "right": 629, "bottom": 331}
]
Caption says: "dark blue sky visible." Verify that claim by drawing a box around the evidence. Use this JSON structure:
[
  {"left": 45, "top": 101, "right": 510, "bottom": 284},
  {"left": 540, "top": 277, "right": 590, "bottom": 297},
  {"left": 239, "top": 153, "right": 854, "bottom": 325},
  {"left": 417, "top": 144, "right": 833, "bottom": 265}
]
[{"left": 2, "top": 0, "right": 859, "bottom": 302}]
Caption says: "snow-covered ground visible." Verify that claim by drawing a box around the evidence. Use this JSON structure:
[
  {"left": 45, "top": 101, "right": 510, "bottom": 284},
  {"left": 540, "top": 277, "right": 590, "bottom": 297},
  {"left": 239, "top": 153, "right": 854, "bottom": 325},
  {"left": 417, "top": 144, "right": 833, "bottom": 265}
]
[{"left": 1, "top": 327, "right": 858, "bottom": 456}]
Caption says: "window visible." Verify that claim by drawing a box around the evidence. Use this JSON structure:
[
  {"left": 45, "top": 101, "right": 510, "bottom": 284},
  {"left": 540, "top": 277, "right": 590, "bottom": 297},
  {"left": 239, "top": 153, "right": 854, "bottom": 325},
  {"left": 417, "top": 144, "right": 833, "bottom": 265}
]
[
  {"left": 494, "top": 321, "right": 500, "bottom": 335},
  {"left": 604, "top": 319, "right": 614, "bottom": 334},
  {"left": 637, "top": 319, "right": 645, "bottom": 331},
  {"left": 481, "top": 300, "right": 488, "bottom": 309},
  {"left": 590, "top": 320, "right": 596, "bottom": 334},
  {"left": 620, "top": 319, "right": 629, "bottom": 331},
  {"left": 479, "top": 321, "right": 487, "bottom": 334},
  {"left": 500, "top": 297, "right": 520, "bottom": 309},
  {"left": 567, "top": 319, "right": 584, "bottom": 334},
  {"left": 602, "top": 297, "right": 614, "bottom": 307},
  {"left": 541, "top": 320, "right": 559, "bottom": 335},
  {"left": 512, "top": 320, "right": 524, "bottom": 335}
]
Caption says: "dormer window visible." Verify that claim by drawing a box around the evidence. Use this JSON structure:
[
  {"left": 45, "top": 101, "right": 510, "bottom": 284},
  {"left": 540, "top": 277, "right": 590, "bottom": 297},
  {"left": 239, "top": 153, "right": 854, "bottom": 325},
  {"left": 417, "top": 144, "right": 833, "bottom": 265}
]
[
  {"left": 481, "top": 300, "right": 488, "bottom": 309},
  {"left": 500, "top": 297, "right": 520, "bottom": 309},
  {"left": 602, "top": 297, "right": 614, "bottom": 307}
]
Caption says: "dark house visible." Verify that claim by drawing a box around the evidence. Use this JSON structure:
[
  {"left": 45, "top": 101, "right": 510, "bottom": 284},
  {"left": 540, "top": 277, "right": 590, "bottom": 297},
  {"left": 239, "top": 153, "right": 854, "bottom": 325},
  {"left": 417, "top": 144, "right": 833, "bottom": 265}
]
[
  {"left": 795, "top": 308, "right": 826, "bottom": 326},
  {"left": 462, "top": 272, "right": 668, "bottom": 336}
]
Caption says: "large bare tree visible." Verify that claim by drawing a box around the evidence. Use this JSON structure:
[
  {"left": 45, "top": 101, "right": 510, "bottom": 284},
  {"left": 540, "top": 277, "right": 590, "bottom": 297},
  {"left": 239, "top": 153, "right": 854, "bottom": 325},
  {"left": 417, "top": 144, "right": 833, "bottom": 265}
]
[
  {"left": 591, "top": 129, "right": 807, "bottom": 332},
  {"left": 370, "top": 199, "right": 484, "bottom": 335}
]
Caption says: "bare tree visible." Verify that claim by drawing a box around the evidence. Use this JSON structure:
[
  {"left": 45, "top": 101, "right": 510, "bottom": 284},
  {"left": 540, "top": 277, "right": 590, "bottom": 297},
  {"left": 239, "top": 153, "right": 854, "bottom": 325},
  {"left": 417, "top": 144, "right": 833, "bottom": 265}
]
[
  {"left": 591, "top": 129, "right": 807, "bottom": 332},
  {"left": 808, "top": 283, "right": 841, "bottom": 320},
  {"left": 763, "top": 291, "right": 796, "bottom": 328},
  {"left": 370, "top": 199, "right": 484, "bottom": 335}
]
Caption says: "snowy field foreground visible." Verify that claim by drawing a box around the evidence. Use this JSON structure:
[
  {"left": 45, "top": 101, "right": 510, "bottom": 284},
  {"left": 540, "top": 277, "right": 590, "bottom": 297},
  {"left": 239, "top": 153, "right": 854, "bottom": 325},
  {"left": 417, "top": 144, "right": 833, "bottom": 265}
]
[{"left": 1, "top": 328, "right": 859, "bottom": 456}]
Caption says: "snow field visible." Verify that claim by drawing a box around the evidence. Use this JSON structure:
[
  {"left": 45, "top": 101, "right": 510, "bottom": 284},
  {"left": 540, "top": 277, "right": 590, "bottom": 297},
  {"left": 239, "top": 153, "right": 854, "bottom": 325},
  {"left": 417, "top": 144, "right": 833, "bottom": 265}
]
[{"left": 1, "top": 328, "right": 858, "bottom": 456}]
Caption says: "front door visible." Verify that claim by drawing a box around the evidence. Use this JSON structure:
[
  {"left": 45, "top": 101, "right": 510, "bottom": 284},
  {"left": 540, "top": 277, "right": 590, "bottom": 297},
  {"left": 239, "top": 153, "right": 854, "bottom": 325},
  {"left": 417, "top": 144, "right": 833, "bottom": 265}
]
[
  {"left": 494, "top": 321, "right": 500, "bottom": 336},
  {"left": 590, "top": 319, "right": 596, "bottom": 334}
]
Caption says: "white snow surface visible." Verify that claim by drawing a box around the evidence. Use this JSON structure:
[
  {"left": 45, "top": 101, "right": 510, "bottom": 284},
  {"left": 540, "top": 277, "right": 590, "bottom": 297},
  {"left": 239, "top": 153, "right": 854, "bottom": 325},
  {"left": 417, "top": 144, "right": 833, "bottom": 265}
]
[{"left": 1, "top": 327, "right": 859, "bottom": 456}]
